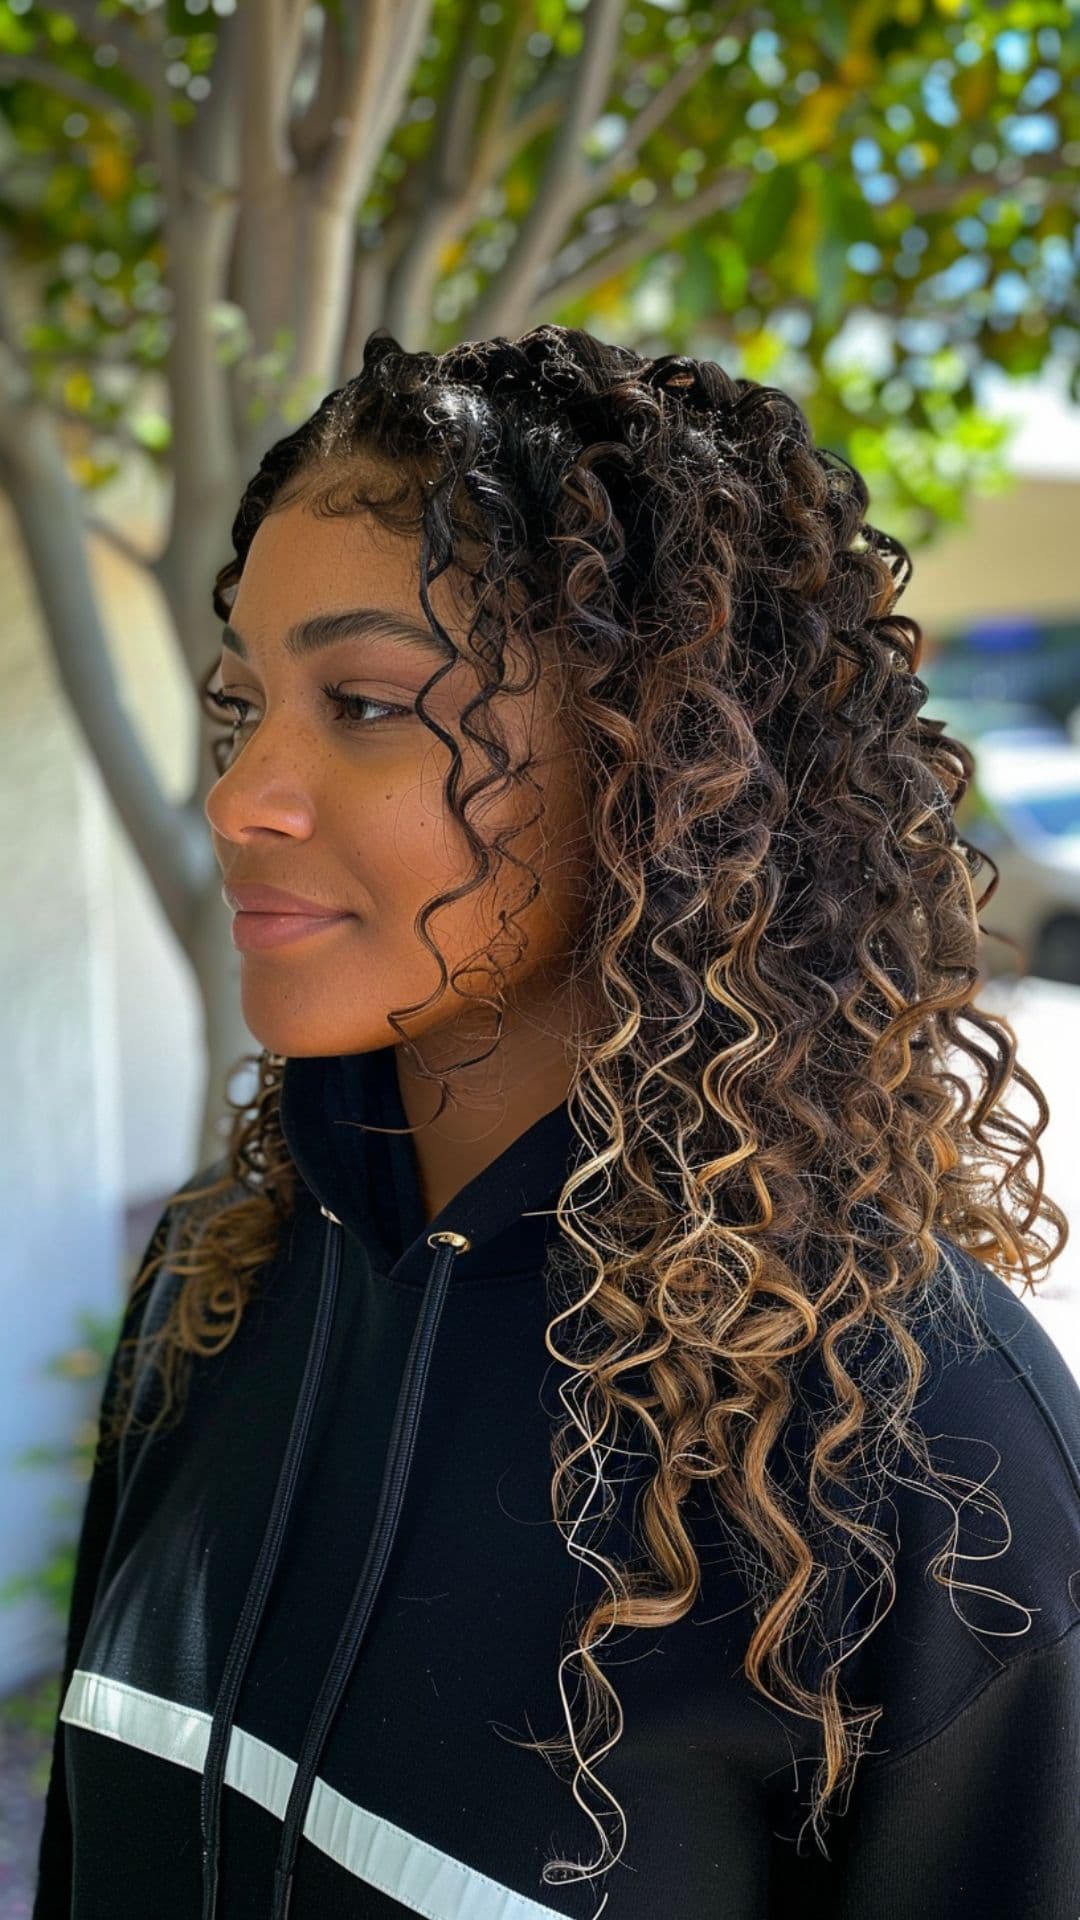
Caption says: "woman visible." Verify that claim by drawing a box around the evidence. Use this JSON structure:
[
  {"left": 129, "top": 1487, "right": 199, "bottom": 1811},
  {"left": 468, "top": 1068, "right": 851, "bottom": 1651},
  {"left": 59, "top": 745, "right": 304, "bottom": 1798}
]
[{"left": 34, "top": 325, "right": 1080, "bottom": 1920}]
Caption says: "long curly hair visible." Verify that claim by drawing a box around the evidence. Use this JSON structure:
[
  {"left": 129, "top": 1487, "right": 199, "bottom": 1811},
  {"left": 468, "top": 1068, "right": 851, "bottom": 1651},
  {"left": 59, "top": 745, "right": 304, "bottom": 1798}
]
[{"left": 103, "top": 322, "right": 1068, "bottom": 1895}]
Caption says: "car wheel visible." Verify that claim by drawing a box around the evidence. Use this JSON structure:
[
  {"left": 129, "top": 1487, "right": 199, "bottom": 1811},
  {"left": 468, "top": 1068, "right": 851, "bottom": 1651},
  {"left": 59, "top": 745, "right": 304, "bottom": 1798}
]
[{"left": 1030, "top": 914, "right": 1080, "bottom": 985}]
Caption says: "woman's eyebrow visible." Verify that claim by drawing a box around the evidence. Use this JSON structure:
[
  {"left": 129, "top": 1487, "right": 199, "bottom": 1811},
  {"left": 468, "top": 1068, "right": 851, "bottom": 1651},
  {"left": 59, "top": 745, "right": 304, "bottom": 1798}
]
[{"left": 220, "top": 606, "right": 455, "bottom": 662}]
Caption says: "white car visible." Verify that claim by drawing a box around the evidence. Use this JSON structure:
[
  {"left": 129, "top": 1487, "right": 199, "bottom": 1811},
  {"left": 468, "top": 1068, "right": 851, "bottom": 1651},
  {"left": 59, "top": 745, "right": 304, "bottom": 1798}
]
[{"left": 956, "top": 735, "right": 1080, "bottom": 984}]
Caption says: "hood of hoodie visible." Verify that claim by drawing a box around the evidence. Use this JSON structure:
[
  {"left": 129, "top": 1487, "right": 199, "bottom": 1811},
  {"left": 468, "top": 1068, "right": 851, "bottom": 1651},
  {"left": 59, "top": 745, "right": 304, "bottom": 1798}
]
[
  {"left": 278, "top": 1042, "right": 581, "bottom": 1287},
  {"left": 192, "top": 1043, "right": 587, "bottom": 1920}
]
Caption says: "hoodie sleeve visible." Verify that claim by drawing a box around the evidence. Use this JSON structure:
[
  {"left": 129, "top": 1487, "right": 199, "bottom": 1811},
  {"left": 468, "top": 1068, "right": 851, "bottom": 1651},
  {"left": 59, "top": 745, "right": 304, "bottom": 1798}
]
[
  {"left": 31, "top": 1205, "right": 173, "bottom": 1920},
  {"left": 768, "top": 1617, "right": 1080, "bottom": 1919}
]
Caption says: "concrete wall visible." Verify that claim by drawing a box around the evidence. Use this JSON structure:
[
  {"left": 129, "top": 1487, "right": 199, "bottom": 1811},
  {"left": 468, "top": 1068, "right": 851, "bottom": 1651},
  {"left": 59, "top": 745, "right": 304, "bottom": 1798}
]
[
  {"left": 907, "top": 475, "right": 1080, "bottom": 633},
  {"left": 0, "top": 496, "right": 123, "bottom": 1691},
  {"left": 0, "top": 479, "right": 202, "bottom": 1694}
]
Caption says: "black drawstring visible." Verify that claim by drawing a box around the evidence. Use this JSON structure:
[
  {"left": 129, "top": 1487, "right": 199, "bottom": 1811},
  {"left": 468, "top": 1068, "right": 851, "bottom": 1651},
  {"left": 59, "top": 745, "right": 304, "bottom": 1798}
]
[
  {"left": 269, "top": 1226, "right": 468, "bottom": 1920},
  {"left": 198, "top": 1203, "right": 470, "bottom": 1919},
  {"left": 200, "top": 1202, "right": 343, "bottom": 1920}
]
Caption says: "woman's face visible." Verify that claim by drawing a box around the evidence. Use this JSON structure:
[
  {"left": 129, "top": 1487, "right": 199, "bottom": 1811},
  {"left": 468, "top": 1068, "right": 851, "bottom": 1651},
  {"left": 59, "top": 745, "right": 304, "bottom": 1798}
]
[{"left": 204, "top": 495, "right": 595, "bottom": 1063}]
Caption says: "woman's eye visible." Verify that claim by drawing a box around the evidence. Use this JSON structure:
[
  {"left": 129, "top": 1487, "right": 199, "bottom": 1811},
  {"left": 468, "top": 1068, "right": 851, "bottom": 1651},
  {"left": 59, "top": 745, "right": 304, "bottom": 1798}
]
[{"left": 203, "top": 680, "right": 413, "bottom": 771}]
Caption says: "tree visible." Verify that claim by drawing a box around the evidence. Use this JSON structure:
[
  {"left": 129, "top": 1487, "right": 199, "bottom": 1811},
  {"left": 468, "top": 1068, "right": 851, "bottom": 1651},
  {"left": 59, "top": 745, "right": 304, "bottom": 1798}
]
[{"left": 0, "top": 0, "right": 1076, "bottom": 1162}]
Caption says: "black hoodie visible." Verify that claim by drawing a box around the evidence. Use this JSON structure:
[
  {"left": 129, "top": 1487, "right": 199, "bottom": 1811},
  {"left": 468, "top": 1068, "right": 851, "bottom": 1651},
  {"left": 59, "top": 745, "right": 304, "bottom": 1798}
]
[{"left": 32, "top": 1041, "right": 1080, "bottom": 1919}]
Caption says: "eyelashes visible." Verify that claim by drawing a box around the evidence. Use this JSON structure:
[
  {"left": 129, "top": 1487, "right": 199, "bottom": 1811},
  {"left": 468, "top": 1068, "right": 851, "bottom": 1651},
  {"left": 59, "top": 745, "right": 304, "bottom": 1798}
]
[{"left": 203, "top": 680, "right": 413, "bottom": 771}]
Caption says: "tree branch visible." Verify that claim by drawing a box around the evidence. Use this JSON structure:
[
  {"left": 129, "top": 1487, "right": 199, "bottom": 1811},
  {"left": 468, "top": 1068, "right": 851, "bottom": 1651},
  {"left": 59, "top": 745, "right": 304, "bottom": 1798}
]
[
  {"left": 314, "top": 0, "right": 431, "bottom": 207},
  {"left": 450, "top": 6, "right": 542, "bottom": 235},
  {"left": 381, "top": 0, "right": 491, "bottom": 341},
  {"left": 230, "top": 0, "right": 298, "bottom": 351},
  {"left": 534, "top": 164, "right": 753, "bottom": 315},
  {"left": 0, "top": 231, "right": 29, "bottom": 376},
  {"left": 0, "top": 54, "right": 138, "bottom": 126},
  {"left": 494, "top": 70, "right": 566, "bottom": 172},
  {"left": 239, "top": 0, "right": 296, "bottom": 189},
  {"left": 293, "top": 0, "right": 435, "bottom": 387},
  {"left": 81, "top": 507, "right": 163, "bottom": 574},
  {"left": 289, "top": 5, "right": 344, "bottom": 168},
  {"left": 181, "top": 6, "right": 243, "bottom": 196},
  {"left": 0, "top": 378, "right": 205, "bottom": 948},
  {"left": 535, "top": 144, "right": 1077, "bottom": 324},
  {"left": 276, "top": 0, "right": 312, "bottom": 131},
  {"left": 466, "top": 0, "right": 624, "bottom": 339},
  {"left": 142, "top": 21, "right": 240, "bottom": 677},
  {"left": 478, "top": 36, "right": 714, "bottom": 204},
  {"left": 582, "top": 34, "right": 723, "bottom": 204},
  {"left": 338, "top": 242, "right": 393, "bottom": 379},
  {"left": 62, "top": 0, "right": 163, "bottom": 96},
  {"left": 496, "top": 32, "right": 681, "bottom": 174},
  {"left": 905, "top": 153, "right": 1076, "bottom": 212}
]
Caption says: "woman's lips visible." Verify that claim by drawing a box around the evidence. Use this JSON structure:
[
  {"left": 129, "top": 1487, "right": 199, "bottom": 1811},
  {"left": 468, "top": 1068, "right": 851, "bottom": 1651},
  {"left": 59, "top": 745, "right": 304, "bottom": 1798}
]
[{"left": 230, "top": 910, "right": 355, "bottom": 951}]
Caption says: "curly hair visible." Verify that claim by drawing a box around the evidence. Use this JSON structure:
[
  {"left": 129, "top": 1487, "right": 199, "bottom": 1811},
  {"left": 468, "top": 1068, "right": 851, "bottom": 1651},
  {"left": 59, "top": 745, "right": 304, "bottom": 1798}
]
[{"left": 103, "top": 321, "right": 1068, "bottom": 1895}]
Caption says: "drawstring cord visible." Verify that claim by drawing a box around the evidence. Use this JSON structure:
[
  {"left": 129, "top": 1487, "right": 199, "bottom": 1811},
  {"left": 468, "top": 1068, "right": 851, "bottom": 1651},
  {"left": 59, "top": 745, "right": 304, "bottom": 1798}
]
[
  {"left": 200, "top": 1201, "right": 344, "bottom": 1920},
  {"left": 199, "top": 1202, "right": 470, "bottom": 1920},
  {"left": 270, "top": 1224, "right": 468, "bottom": 1920}
]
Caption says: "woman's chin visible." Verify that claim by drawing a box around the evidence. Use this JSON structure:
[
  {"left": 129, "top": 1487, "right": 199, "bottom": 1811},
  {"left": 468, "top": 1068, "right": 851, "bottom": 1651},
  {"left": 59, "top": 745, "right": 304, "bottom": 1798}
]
[{"left": 235, "top": 989, "right": 404, "bottom": 1064}]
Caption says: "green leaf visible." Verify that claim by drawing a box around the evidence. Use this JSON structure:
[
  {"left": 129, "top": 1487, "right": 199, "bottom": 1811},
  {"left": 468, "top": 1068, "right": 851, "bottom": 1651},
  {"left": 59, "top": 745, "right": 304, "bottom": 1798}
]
[
  {"left": 818, "top": 0, "right": 851, "bottom": 63},
  {"left": 737, "top": 166, "right": 799, "bottom": 269},
  {"left": 816, "top": 174, "right": 853, "bottom": 335},
  {"left": 0, "top": 9, "right": 34, "bottom": 53},
  {"left": 677, "top": 229, "right": 718, "bottom": 325},
  {"left": 130, "top": 409, "right": 171, "bottom": 451}
]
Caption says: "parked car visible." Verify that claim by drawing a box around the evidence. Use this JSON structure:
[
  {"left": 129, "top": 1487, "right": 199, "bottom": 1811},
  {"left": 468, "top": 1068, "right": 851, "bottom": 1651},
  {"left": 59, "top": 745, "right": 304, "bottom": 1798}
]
[
  {"left": 953, "top": 734, "right": 1080, "bottom": 984},
  {"left": 923, "top": 695, "right": 1068, "bottom": 752}
]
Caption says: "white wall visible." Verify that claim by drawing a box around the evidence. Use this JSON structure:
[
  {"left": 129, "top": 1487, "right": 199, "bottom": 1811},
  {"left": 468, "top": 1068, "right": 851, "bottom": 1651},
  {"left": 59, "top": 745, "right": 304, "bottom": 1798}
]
[
  {"left": 0, "top": 479, "right": 202, "bottom": 1693},
  {"left": 0, "top": 501, "right": 123, "bottom": 1691},
  {"left": 109, "top": 816, "right": 203, "bottom": 1226}
]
